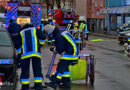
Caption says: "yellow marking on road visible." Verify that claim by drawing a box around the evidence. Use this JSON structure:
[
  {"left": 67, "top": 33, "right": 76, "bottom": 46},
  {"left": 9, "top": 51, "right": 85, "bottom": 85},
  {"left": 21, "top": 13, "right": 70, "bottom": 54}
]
[{"left": 90, "top": 39, "right": 117, "bottom": 42}]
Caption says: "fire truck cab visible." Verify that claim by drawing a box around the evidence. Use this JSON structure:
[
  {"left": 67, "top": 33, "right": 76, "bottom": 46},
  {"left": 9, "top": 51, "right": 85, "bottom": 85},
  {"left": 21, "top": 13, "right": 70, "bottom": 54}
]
[{"left": 6, "top": 1, "right": 41, "bottom": 29}]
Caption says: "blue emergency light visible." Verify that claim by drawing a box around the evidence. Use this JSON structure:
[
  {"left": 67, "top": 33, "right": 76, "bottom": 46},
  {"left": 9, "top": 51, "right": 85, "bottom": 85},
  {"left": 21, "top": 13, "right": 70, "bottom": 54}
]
[
  {"left": 62, "top": 20, "right": 71, "bottom": 24},
  {"left": 6, "top": 3, "right": 18, "bottom": 29}
]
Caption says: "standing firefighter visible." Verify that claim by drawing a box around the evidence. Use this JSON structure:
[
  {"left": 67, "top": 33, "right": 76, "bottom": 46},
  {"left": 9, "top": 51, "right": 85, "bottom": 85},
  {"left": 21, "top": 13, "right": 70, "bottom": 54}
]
[
  {"left": 44, "top": 24, "right": 79, "bottom": 89},
  {"left": 78, "top": 16, "right": 89, "bottom": 40},
  {"left": 17, "top": 22, "right": 46, "bottom": 90},
  {"left": 7, "top": 19, "right": 21, "bottom": 49}
]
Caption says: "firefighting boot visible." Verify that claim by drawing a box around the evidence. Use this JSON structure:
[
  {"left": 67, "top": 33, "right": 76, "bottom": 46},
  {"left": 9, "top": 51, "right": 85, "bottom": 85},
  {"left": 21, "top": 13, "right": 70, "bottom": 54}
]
[
  {"left": 45, "top": 82, "right": 57, "bottom": 90},
  {"left": 59, "top": 77, "right": 71, "bottom": 88},
  {"left": 59, "top": 83, "right": 71, "bottom": 88}
]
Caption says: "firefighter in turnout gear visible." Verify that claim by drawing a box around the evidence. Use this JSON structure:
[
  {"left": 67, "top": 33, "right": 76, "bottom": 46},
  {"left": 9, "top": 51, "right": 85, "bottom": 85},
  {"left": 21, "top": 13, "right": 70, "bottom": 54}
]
[
  {"left": 48, "top": 17, "right": 55, "bottom": 44},
  {"left": 43, "top": 24, "right": 79, "bottom": 89},
  {"left": 17, "top": 23, "right": 46, "bottom": 90},
  {"left": 66, "top": 20, "right": 74, "bottom": 32},
  {"left": 8, "top": 19, "right": 21, "bottom": 48},
  {"left": 78, "top": 16, "right": 89, "bottom": 40}
]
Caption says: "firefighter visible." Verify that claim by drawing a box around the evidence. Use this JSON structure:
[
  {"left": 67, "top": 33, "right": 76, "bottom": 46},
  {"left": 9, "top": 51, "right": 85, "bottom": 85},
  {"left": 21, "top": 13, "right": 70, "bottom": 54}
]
[
  {"left": 66, "top": 20, "right": 74, "bottom": 31},
  {"left": 123, "top": 24, "right": 128, "bottom": 31},
  {"left": 48, "top": 17, "right": 54, "bottom": 25},
  {"left": 78, "top": 16, "right": 89, "bottom": 40},
  {"left": 40, "top": 18, "right": 44, "bottom": 31},
  {"left": 7, "top": 19, "right": 21, "bottom": 48},
  {"left": 74, "top": 22, "right": 78, "bottom": 30},
  {"left": 44, "top": 24, "right": 79, "bottom": 89},
  {"left": 17, "top": 22, "right": 46, "bottom": 90},
  {"left": 48, "top": 17, "right": 54, "bottom": 44},
  {"left": 7, "top": 19, "right": 21, "bottom": 68}
]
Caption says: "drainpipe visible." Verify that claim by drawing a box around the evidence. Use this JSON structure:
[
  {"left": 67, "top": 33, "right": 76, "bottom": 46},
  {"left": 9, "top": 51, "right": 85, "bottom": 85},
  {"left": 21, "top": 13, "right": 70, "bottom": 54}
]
[{"left": 107, "top": 0, "right": 110, "bottom": 33}]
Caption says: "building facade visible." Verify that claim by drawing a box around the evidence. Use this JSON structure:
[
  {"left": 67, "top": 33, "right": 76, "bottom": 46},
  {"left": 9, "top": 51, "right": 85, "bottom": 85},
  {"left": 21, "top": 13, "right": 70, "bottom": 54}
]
[
  {"left": 75, "top": 0, "right": 87, "bottom": 16},
  {"left": 87, "top": 0, "right": 105, "bottom": 33},
  {"left": 102, "top": 0, "right": 130, "bottom": 34},
  {"left": 0, "top": 0, "right": 9, "bottom": 12}
]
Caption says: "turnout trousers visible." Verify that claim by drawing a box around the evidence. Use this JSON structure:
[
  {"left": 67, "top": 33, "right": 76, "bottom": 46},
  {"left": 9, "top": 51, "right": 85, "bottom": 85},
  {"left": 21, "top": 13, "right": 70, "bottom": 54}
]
[
  {"left": 20, "top": 57, "right": 43, "bottom": 90},
  {"left": 50, "top": 60, "right": 77, "bottom": 85}
]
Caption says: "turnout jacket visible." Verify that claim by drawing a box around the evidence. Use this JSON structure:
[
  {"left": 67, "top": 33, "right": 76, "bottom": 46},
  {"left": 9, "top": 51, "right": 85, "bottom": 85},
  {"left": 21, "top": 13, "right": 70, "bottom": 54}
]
[
  {"left": 17, "top": 24, "right": 46, "bottom": 60},
  {"left": 52, "top": 27, "right": 79, "bottom": 60},
  {"left": 78, "top": 21, "right": 89, "bottom": 33},
  {"left": 7, "top": 22, "right": 21, "bottom": 48}
]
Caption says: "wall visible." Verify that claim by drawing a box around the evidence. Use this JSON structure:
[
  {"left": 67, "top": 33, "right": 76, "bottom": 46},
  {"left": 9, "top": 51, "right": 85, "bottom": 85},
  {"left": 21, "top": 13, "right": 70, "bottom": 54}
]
[
  {"left": 75, "top": 0, "right": 87, "bottom": 17},
  {"left": 87, "top": 0, "right": 105, "bottom": 19}
]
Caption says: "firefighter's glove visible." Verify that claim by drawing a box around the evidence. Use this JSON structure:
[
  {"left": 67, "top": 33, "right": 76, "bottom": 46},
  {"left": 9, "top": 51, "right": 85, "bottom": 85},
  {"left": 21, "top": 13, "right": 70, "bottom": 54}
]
[{"left": 50, "top": 46, "right": 56, "bottom": 52}]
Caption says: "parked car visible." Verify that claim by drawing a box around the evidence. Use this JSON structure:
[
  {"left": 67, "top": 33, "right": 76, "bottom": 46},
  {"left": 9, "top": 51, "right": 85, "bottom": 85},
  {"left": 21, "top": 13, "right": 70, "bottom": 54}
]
[{"left": 0, "top": 26, "right": 17, "bottom": 89}]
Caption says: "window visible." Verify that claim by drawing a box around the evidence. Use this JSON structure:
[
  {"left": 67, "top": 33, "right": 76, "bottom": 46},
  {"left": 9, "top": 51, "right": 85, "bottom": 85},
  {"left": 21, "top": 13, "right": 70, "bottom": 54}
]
[
  {"left": 95, "top": 0, "right": 97, "bottom": 7},
  {"left": 90, "top": 0, "right": 92, "bottom": 6},
  {"left": 117, "top": 15, "right": 122, "bottom": 28},
  {"left": 126, "top": 0, "right": 130, "bottom": 5},
  {"left": 125, "top": 14, "right": 130, "bottom": 23},
  {"left": 110, "top": 15, "right": 117, "bottom": 31},
  {"left": 18, "top": 11, "right": 31, "bottom": 16},
  {"left": 100, "top": 0, "right": 103, "bottom": 7}
]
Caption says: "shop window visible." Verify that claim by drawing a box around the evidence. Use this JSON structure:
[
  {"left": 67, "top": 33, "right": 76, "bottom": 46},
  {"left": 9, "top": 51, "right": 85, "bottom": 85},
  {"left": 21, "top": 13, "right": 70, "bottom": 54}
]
[
  {"left": 125, "top": 14, "right": 130, "bottom": 23},
  {"left": 110, "top": 15, "right": 117, "bottom": 31},
  {"left": 117, "top": 15, "right": 122, "bottom": 28}
]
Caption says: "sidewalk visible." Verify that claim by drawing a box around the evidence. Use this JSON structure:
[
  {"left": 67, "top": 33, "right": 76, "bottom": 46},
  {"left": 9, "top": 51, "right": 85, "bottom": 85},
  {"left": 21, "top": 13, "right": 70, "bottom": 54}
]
[{"left": 89, "top": 32, "right": 118, "bottom": 39}]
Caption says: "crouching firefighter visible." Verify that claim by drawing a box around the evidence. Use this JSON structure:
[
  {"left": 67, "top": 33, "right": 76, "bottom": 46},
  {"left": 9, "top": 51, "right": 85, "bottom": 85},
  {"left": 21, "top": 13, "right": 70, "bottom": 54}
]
[
  {"left": 17, "top": 22, "right": 46, "bottom": 90},
  {"left": 43, "top": 24, "right": 79, "bottom": 89}
]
